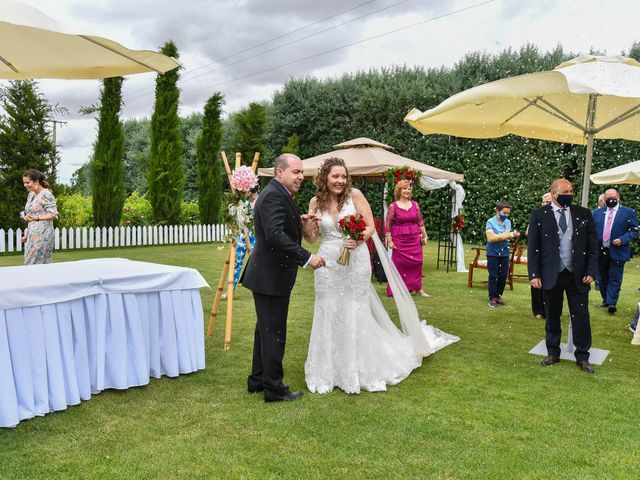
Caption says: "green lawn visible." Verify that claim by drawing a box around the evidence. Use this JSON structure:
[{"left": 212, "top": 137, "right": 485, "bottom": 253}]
[{"left": 1, "top": 243, "right": 639, "bottom": 479}]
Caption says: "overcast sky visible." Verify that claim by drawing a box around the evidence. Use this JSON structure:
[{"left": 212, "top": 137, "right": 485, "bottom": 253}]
[{"left": 3, "top": 0, "right": 639, "bottom": 183}]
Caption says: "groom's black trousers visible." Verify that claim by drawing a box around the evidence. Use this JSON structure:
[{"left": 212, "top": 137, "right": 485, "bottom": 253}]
[
  {"left": 542, "top": 269, "right": 592, "bottom": 362},
  {"left": 248, "top": 292, "right": 290, "bottom": 399}
]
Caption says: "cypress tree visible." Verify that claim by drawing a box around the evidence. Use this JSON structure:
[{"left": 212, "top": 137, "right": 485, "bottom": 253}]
[
  {"left": 148, "top": 40, "right": 183, "bottom": 225},
  {"left": 0, "top": 80, "right": 56, "bottom": 229},
  {"left": 91, "top": 76, "right": 125, "bottom": 227},
  {"left": 196, "top": 93, "right": 224, "bottom": 224},
  {"left": 232, "top": 102, "right": 267, "bottom": 166}
]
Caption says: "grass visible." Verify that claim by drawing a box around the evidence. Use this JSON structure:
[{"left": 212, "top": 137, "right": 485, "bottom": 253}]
[{"left": 0, "top": 242, "right": 639, "bottom": 479}]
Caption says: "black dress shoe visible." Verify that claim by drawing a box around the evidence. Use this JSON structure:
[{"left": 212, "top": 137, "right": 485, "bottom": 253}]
[
  {"left": 248, "top": 383, "right": 289, "bottom": 394},
  {"left": 540, "top": 355, "right": 560, "bottom": 366},
  {"left": 576, "top": 360, "right": 594, "bottom": 373},
  {"left": 264, "top": 390, "right": 303, "bottom": 403},
  {"left": 608, "top": 306, "right": 617, "bottom": 314}
]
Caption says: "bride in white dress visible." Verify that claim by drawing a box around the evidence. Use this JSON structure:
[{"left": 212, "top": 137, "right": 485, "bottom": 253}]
[{"left": 304, "top": 158, "right": 459, "bottom": 394}]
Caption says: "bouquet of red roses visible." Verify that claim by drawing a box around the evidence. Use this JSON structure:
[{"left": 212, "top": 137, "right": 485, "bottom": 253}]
[{"left": 336, "top": 214, "right": 366, "bottom": 266}]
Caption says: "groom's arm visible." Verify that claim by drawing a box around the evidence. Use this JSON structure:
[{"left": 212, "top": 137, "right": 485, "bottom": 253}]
[{"left": 260, "top": 191, "right": 311, "bottom": 266}]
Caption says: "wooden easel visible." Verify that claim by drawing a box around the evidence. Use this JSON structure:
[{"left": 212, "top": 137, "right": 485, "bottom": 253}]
[{"left": 207, "top": 151, "right": 260, "bottom": 350}]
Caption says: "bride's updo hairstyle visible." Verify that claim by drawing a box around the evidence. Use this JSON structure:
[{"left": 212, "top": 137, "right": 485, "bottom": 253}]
[{"left": 314, "top": 157, "right": 352, "bottom": 214}]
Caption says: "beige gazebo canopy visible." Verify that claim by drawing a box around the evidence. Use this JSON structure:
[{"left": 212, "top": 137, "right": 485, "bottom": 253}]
[{"left": 257, "top": 137, "right": 464, "bottom": 182}]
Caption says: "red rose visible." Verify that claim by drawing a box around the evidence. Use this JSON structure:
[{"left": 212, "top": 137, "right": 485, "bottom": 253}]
[
  {"left": 406, "top": 171, "right": 413, "bottom": 177},
  {"left": 395, "top": 178, "right": 400, "bottom": 183},
  {"left": 394, "top": 171, "right": 401, "bottom": 177}
]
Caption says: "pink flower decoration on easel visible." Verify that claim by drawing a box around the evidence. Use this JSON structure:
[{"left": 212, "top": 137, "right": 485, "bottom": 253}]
[{"left": 230, "top": 165, "right": 258, "bottom": 193}]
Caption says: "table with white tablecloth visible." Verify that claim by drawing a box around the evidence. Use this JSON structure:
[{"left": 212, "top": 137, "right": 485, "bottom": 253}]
[{"left": 0, "top": 258, "right": 209, "bottom": 428}]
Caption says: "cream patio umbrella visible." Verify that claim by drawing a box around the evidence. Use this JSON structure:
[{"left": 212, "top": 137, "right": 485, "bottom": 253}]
[
  {"left": 257, "top": 137, "right": 464, "bottom": 181},
  {"left": 0, "top": 0, "right": 179, "bottom": 79},
  {"left": 590, "top": 159, "right": 640, "bottom": 185},
  {"left": 405, "top": 55, "right": 640, "bottom": 207}
]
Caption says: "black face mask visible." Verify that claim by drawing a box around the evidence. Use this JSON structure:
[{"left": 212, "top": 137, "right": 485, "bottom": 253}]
[
  {"left": 605, "top": 198, "right": 618, "bottom": 208},
  {"left": 556, "top": 194, "right": 573, "bottom": 208}
]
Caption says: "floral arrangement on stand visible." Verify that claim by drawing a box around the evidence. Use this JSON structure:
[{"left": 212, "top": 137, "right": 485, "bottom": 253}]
[
  {"left": 224, "top": 165, "right": 258, "bottom": 243},
  {"left": 384, "top": 166, "right": 423, "bottom": 204},
  {"left": 451, "top": 213, "right": 464, "bottom": 234}
]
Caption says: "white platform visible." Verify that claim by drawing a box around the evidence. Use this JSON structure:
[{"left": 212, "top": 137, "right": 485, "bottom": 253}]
[{"left": 529, "top": 340, "right": 609, "bottom": 365}]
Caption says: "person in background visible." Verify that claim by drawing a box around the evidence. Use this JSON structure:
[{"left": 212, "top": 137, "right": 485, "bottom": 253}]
[
  {"left": 20, "top": 169, "right": 58, "bottom": 265},
  {"left": 592, "top": 188, "right": 638, "bottom": 314},
  {"left": 485, "top": 200, "right": 520, "bottom": 308},
  {"left": 592, "top": 193, "right": 605, "bottom": 290},
  {"left": 385, "top": 180, "right": 430, "bottom": 298},
  {"left": 527, "top": 193, "right": 552, "bottom": 318},
  {"left": 222, "top": 184, "right": 259, "bottom": 300}
]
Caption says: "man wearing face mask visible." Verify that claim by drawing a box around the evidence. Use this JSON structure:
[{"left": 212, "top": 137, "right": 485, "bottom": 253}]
[
  {"left": 527, "top": 179, "right": 598, "bottom": 373},
  {"left": 592, "top": 189, "right": 639, "bottom": 314}
]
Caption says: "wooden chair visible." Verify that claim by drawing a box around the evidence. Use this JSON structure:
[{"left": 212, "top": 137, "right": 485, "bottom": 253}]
[
  {"left": 467, "top": 241, "right": 522, "bottom": 290},
  {"left": 511, "top": 242, "right": 529, "bottom": 282}
]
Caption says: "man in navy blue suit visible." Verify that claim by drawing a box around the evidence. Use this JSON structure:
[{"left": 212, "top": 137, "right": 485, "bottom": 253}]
[{"left": 593, "top": 189, "right": 639, "bottom": 314}]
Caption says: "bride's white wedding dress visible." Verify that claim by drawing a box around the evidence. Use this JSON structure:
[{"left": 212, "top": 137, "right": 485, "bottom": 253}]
[{"left": 305, "top": 195, "right": 460, "bottom": 394}]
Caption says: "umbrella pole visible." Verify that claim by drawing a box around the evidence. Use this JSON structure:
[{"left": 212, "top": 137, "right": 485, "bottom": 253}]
[
  {"left": 581, "top": 131, "right": 595, "bottom": 207},
  {"left": 580, "top": 94, "right": 598, "bottom": 207}
]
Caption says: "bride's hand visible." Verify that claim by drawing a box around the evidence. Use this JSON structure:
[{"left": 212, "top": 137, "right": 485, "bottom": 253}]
[{"left": 344, "top": 238, "right": 358, "bottom": 250}]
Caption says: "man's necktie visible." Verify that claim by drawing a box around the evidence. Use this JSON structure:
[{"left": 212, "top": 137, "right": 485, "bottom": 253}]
[
  {"left": 603, "top": 208, "right": 614, "bottom": 245},
  {"left": 558, "top": 208, "right": 567, "bottom": 233}
]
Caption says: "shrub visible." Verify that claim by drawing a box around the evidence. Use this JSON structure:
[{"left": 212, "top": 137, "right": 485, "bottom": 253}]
[
  {"left": 180, "top": 201, "right": 200, "bottom": 225},
  {"left": 121, "top": 191, "right": 153, "bottom": 226},
  {"left": 56, "top": 193, "right": 93, "bottom": 228}
]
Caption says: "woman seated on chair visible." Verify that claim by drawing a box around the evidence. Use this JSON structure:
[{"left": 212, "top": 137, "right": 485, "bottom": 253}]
[{"left": 485, "top": 200, "right": 520, "bottom": 308}]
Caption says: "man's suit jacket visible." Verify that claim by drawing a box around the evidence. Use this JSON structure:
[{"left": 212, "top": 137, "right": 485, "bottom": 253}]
[
  {"left": 241, "top": 179, "right": 311, "bottom": 297},
  {"left": 527, "top": 204, "right": 598, "bottom": 292},
  {"left": 593, "top": 205, "right": 638, "bottom": 262}
]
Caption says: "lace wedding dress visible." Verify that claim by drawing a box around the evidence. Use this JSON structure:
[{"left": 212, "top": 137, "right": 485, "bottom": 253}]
[{"left": 305, "top": 195, "right": 460, "bottom": 394}]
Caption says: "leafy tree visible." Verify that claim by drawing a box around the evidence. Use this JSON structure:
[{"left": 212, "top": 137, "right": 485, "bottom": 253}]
[
  {"left": 148, "top": 40, "right": 184, "bottom": 224},
  {"left": 231, "top": 102, "right": 267, "bottom": 166},
  {"left": 91, "top": 76, "right": 125, "bottom": 227},
  {"left": 180, "top": 112, "right": 203, "bottom": 201},
  {"left": 69, "top": 163, "right": 91, "bottom": 195},
  {"left": 196, "top": 93, "right": 224, "bottom": 224},
  {"left": 281, "top": 133, "right": 299, "bottom": 154},
  {"left": 0, "top": 80, "right": 56, "bottom": 229},
  {"left": 122, "top": 117, "right": 151, "bottom": 195}
]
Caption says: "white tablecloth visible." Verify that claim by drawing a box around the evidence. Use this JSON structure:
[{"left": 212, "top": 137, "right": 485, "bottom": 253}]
[{"left": 0, "top": 258, "right": 209, "bottom": 428}]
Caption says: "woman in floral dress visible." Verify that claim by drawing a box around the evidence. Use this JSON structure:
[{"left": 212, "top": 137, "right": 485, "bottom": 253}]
[{"left": 21, "top": 170, "right": 58, "bottom": 265}]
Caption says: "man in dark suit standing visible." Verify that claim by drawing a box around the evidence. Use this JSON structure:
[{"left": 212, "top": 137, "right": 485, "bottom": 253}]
[
  {"left": 242, "top": 154, "right": 325, "bottom": 402},
  {"left": 592, "top": 188, "right": 638, "bottom": 314},
  {"left": 528, "top": 178, "right": 599, "bottom": 373}
]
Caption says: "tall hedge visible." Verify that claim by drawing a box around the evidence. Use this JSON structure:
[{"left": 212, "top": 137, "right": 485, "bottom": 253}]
[
  {"left": 265, "top": 43, "right": 640, "bottom": 250},
  {"left": 148, "top": 40, "right": 184, "bottom": 225},
  {"left": 196, "top": 93, "right": 224, "bottom": 224},
  {"left": 91, "top": 76, "right": 125, "bottom": 227}
]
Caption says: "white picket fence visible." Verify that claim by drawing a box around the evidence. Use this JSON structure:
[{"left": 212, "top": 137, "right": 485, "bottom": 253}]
[{"left": 0, "top": 224, "right": 228, "bottom": 254}]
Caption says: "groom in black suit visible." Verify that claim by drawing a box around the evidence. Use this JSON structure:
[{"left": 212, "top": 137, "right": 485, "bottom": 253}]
[
  {"left": 527, "top": 178, "right": 598, "bottom": 373},
  {"left": 242, "top": 154, "right": 325, "bottom": 402}
]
